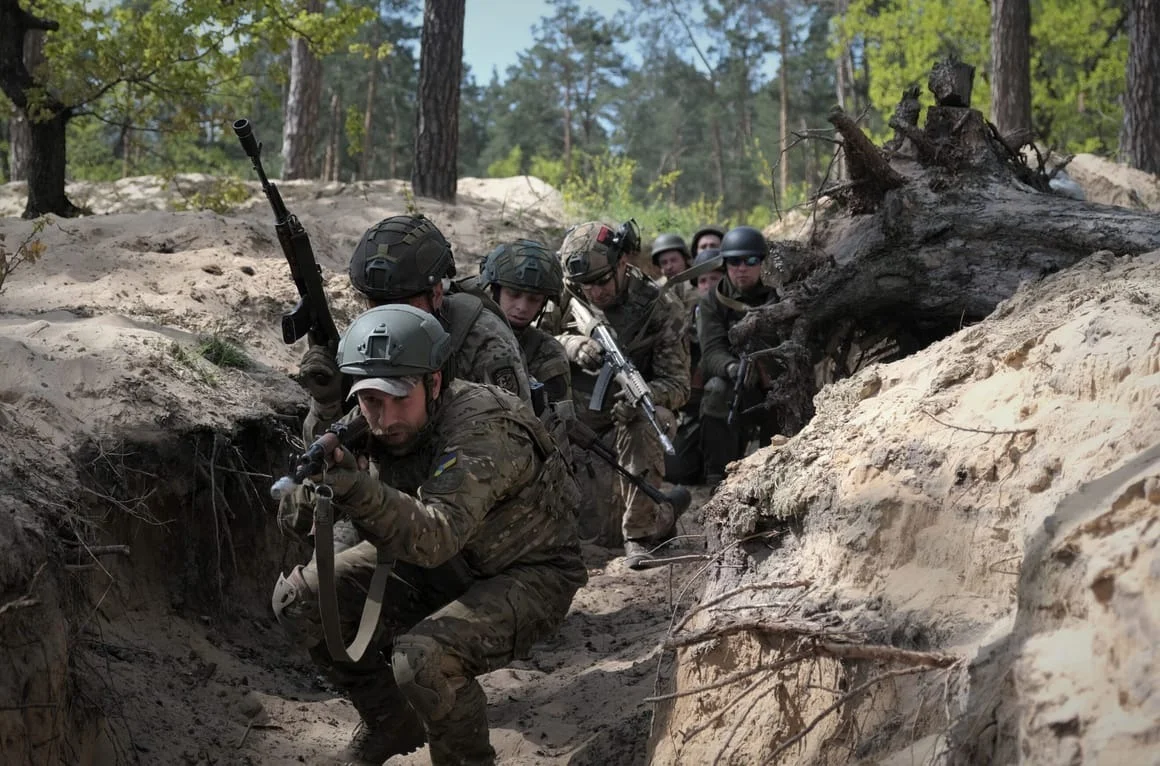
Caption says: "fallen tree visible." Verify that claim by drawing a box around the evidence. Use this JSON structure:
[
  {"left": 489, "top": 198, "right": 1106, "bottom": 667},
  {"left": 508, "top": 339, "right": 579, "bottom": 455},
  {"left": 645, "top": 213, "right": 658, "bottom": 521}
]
[{"left": 736, "top": 62, "right": 1160, "bottom": 434}]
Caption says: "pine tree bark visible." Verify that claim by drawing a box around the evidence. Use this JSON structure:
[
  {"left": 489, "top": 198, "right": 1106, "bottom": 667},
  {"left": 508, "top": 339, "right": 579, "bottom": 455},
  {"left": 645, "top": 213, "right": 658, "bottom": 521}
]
[
  {"left": 990, "top": 0, "right": 1032, "bottom": 142},
  {"left": 1123, "top": 0, "right": 1160, "bottom": 173},
  {"left": 7, "top": 27, "right": 42, "bottom": 182},
  {"left": 360, "top": 47, "right": 379, "bottom": 181},
  {"left": 411, "top": 0, "right": 464, "bottom": 202},
  {"left": 281, "top": 0, "right": 323, "bottom": 180},
  {"left": 322, "top": 92, "right": 340, "bottom": 182}
]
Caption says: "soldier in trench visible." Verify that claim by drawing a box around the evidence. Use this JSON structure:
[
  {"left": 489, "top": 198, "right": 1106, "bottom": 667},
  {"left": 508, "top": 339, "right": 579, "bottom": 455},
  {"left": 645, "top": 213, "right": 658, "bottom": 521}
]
[
  {"left": 272, "top": 303, "right": 586, "bottom": 766},
  {"left": 297, "top": 213, "right": 532, "bottom": 442}
]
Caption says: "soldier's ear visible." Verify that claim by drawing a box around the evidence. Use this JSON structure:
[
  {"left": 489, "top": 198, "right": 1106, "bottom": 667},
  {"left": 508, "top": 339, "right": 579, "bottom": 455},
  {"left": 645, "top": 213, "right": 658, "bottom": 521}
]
[{"left": 430, "top": 370, "right": 444, "bottom": 401}]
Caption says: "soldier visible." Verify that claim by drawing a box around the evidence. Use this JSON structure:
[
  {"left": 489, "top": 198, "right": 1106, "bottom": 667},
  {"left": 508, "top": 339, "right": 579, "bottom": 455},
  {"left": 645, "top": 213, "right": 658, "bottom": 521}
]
[
  {"left": 273, "top": 304, "right": 586, "bottom": 766},
  {"left": 477, "top": 239, "right": 571, "bottom": 406},
  {"left": 690, "top": 224, "right": 724, "bottom": 254},
  {"left": 554, "top": 220, "right": 691, "bottom": 568},
  {"left": 666, "top": 248, "right": 726, "bottom": 484},
  {"left": 651, "top": 233, "right": 692, "bottom": 280},
  {"left": 698, "top": 225, "right": 779, "bottom": 488},
  {"left": 650, "top": 232, "right": 699, "bottom": 315},
  {"left": 298, "top": 214, "right": 531, "bottom": 440}
]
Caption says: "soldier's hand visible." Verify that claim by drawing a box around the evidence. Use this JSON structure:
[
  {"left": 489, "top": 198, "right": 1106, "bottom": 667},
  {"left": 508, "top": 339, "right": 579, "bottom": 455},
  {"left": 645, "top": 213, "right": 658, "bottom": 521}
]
[
  {"left": 278, "top": 484, "right": 315, "bottom": 538},
  {"left": 561, "top": 335, "right": 603, "bottom": 371},
  {"left": 611, "top": 389, "right": 639, "bottom": 427},
  {"left": 298, "top": 344, "right": 343, "bottom": 406},
  {"left": 726, "top": 360, "right": 741, "bottom": 382}
]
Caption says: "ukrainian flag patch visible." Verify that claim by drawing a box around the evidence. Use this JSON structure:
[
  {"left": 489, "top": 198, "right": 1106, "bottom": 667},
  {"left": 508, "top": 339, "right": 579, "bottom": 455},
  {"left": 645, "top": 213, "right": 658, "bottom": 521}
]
[{"left": 433, "top": 452, "right": 458, "bottom": 477}]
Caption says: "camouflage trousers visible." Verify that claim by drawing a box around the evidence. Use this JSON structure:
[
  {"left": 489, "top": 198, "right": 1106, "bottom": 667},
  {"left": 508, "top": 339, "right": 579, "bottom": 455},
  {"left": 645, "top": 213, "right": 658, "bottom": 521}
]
[
  {"left": 279, "top": 532, "right": 584, "bottom": 766},
  {"left": 573, "top": 414, "right": 666, "bottom": 544}
]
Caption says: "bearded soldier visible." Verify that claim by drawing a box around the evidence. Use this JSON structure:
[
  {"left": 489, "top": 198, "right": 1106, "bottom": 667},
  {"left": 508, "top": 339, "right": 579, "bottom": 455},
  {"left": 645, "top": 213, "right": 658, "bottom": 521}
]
[
  {"left": 553, "top": 220, "right": 691, "bottom": 568},
  {"left": 298, "top": 214, "right": 531, "bottom": 440},
  {"left": 272, "top": 304, "right": 585, "bottom": 765}
]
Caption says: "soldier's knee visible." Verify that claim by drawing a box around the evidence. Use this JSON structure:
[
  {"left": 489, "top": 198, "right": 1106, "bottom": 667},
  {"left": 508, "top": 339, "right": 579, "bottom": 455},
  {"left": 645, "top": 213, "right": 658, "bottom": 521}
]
[
  {"left": 700, "top": 376, "right": 731, "bottom": 419},
  {"left": 392, "top": 634, "right": 459, "bottom": 722},
  {"left": 271, "top": 565, "right": 322, "bottom": 649}
]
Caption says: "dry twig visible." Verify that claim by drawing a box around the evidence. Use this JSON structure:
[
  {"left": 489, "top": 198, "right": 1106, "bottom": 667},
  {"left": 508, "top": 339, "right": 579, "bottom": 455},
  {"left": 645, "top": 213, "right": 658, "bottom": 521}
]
[{"left": 921, "top": 409, "right": 1037, "bottom": 436}]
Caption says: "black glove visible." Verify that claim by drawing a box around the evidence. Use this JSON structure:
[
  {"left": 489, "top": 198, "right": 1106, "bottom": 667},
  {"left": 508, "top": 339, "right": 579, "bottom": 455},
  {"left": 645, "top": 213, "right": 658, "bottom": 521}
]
[
  {"left": 298, "top": 344, "right": 343, "bottom": 407},
  {"left": 611, "top": 388, "right": 638, "bottom": 426}
]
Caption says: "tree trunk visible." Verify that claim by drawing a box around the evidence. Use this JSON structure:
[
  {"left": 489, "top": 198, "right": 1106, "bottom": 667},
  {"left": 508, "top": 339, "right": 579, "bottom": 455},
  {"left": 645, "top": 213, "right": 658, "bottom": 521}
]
[
  {"left": 24, "top": 110, "right": 81, "bottom": 218},
  {"left": 711, "top": 119, "right": 726, "bottom": 202},
  {"left": 387, "top": 55, "right": 399, "bottom": 179},
  {"left": 360, "top": 48, "right": 379, "bottom": 181},
  {"left": 0, "top": 0, "right": 81, "bottom": 218},
  {"left": 990, "top": 0, "right": 1032, "bottom": 142},
  {"left": 322, "top": 92, "right": 340, "bottom": 182},
  {"left": 563, "top": 69, "right": 574, "bottom": 177},
  {"left": 778, "top": 4, "right": 789, "bottom": 207},
  {"left": 1123, "top": 0, "right": 1160, "bottom": 173},
  {"left": 411, "top": 0, "right": 465, "bottom": 202},
  {"left": 734, "top": 64, "right": 1160, "bottom": 435},
  {"left": 8, "top": 27, "right": 42, "bottom": 182},
  {"left": 281, "top": 0, "right": 323, "bottom": 180}
]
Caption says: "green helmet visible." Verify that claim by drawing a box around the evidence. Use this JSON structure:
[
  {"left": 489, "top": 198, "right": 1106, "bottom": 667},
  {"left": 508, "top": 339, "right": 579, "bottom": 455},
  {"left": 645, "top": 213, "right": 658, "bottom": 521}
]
[
  {"left": 349, "top": 214, "right": 456, "bottom": 302},
  {"left": 337, "top": 304, "right": 452, "bottom": 380},
  {"left": 479, "top": 239, "right": 563, "bottom": 300},
  {"left": 558, "top": 219, "right": 641, "bottom": 284},
  {"left": 650, "top": 233, "right": 690, "bottom": 266}
]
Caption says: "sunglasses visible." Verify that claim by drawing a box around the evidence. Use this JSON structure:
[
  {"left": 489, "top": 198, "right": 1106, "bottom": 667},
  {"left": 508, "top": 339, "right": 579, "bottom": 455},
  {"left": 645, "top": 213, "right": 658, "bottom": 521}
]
[{"left": 724, "top": 255, "right": 763, "bottom": 267}]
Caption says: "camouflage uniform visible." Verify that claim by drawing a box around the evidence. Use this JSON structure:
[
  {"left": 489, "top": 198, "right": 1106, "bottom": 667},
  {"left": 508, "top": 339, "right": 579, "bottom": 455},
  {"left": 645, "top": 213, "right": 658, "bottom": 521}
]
[
  {"left": 302, "top": 215, "right": 531, "bottom": 441},
  {"left": 517, "top": 325, "right": 572, "bottom": 405},
  {"left": 280, "top": 380, "right": 585, "bottom": 765},
  {"left": 554, "top": 223, "right": 690, "bottom": 545}
]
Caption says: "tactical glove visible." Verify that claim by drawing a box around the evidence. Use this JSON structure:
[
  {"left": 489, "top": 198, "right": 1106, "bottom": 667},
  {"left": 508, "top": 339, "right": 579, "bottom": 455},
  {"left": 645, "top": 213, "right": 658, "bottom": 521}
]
[
  {"left": 561, "top": 335, "right": 603, "bottom": 371},
  {"left": 726, "top": 360, "right": 742, "bottom": 382},
  {"left": 611, "top": 388, "right": 639, "bottom": 426},
  {"left": 298, "top": 344, "right": 344, "bottom": 407}
]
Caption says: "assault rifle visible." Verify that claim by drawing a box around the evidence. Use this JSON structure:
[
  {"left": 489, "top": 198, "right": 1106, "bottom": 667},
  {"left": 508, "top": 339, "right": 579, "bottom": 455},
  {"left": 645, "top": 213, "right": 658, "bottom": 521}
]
[
  {"left": 233, "top": 118, "right": 339, "bottom": 352},
  {"left": 269, "top": 415, "right": 369, "bottom": 500},
  {"left": 567, "top": 420, "right": 670, "bottom": 506},
  {"left": 727, "top": 353, "right": 751, "bottom": 426},
  {"left": 568, "top": 298, "right": 675, "bottom": 455}
]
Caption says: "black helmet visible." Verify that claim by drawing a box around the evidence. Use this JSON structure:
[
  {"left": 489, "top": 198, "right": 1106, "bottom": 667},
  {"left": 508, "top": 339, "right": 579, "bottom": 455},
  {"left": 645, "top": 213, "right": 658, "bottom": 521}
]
[
  {"left": 479, "top": 239, "right": 563, "bottom": 300},
  {"left": 349, "top": 214, "right": 456, "bottom": 302},
  {"left": 690, "top": 225, "right": 725, "bottom": 252},
  {"left": 692, "top": 247, "right": 724, "bottom": 272},
  {"left": 650, "top": 233, "right": 690, "bottom": 266},
  {"left": 719, "top": 226, "right": 767, "bottom": 260}
]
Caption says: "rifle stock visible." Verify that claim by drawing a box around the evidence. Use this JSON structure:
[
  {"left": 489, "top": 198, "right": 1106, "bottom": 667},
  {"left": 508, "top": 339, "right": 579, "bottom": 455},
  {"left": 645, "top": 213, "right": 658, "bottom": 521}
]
[
  {"left": 727, "top": 353, "right": 750, "bottom": 426},
  {"left": 233, "top": 118, "right": 339, "bottom": 352},
  {"left": 568, "top": 297, "right": 675, "bottom": 455}
]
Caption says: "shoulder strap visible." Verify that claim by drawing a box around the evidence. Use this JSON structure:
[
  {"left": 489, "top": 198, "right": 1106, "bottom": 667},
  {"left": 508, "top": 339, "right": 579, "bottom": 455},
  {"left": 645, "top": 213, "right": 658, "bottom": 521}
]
[{"left": 442, "top": 292, "right": 486, "bottom": 356}]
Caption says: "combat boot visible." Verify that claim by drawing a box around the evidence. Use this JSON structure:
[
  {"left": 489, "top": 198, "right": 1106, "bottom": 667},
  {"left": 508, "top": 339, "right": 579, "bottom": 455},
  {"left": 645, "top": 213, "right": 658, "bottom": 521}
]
[
  {"left": 623, "top": 539, "right": 655, "bottom": 570},
  {"left": 336, "top": 716, "right": 425, "bottom": 765},
  {"left": 653, "top": 486, "right": 692, "bottom": 544}
]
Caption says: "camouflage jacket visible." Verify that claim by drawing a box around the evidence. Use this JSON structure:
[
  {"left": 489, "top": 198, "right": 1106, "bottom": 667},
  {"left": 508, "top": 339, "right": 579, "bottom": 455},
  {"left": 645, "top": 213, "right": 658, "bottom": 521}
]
[
  {"left": 440, "top": 292, "right": 532, "bottom": 404},
  {"left": 554, "top": 265, "right": 690, "bottom": 424},
  {"left": 304, "top": 292, "right": 531, "bottom": 440},
  {"left": 335, "top": 380, "right": 584, "bottom": 578},
  {"left": 517, "top": 325, "right": 572, "bottom": 405},
  {"left": 697, "top": 278, "right": 778, "bottom": 379}
]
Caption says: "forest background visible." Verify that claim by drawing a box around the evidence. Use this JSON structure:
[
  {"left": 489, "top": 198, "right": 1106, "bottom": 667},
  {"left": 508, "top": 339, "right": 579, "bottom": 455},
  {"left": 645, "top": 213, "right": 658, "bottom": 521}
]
[{"left": 0, "top": 0, "right": 1152, "bottom": 238}]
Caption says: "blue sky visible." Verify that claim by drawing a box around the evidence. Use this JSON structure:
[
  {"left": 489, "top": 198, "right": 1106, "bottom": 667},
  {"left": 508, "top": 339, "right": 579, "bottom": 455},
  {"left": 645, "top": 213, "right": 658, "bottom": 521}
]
[{"left": 462, "top": 0, "right": 636, "bottom": 82}]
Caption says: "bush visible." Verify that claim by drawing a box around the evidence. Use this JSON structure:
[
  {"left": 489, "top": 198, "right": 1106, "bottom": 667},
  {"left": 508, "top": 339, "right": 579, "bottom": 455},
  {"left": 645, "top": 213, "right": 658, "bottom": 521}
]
[{"left": 0, "top": 218, "right": 49, "bottom": 297}]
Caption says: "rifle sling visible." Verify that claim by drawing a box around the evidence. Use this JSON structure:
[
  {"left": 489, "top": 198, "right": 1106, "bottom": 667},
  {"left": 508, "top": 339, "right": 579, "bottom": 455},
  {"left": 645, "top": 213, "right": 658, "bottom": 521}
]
[{"left": 313, "top": 488, "right": 392, "bottom": 663}]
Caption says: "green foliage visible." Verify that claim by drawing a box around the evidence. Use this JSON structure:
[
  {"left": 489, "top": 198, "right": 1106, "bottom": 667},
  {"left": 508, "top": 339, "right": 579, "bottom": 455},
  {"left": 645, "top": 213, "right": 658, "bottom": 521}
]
[
  {"left": 528, "top": 154, "right": 567, "bottom": 188},
  {"left": 486, "top": 145, "right": 523, "bottom": 178},
  {"left": 837, "top": 0, "right": 1128, "bottom": 152},
  {"left": 0, "top": 218, "right": 50, "bottom": 296},
  {"left": 196, "top": 333, "right": 251, "bottom": 369},
  {"left": 166, "top": 174, "right": 251, "bottom": 215}
]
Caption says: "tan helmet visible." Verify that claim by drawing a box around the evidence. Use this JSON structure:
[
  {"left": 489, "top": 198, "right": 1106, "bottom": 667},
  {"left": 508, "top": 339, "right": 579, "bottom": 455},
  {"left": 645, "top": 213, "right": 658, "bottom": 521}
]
[{"left": 558, "top": 219, "right": 640, "bottom": 285}]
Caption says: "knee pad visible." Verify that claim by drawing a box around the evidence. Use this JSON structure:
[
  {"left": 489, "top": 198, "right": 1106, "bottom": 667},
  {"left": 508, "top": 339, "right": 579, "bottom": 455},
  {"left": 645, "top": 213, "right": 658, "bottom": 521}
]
[
  {"left": 391, "top": 635, "right": 456, "bottom": 722},
  {"left": 271, "top": 565, "right": 322, "bottom": 649}
]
